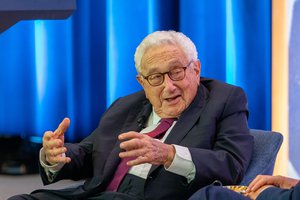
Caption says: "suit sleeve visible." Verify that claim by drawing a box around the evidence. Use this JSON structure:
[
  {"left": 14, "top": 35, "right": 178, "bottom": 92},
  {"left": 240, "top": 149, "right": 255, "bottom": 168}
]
[
  {"left": 257, "top": 184, "right": 300, "bottom": 200},
  {"left": 189, "top": 86, "right": 253, "bottom": 189}
]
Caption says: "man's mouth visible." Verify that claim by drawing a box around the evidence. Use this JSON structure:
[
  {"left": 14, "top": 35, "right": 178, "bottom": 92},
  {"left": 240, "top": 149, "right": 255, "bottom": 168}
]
[{"left": 165, "top": 95, "right": 181, "bottom": 102}]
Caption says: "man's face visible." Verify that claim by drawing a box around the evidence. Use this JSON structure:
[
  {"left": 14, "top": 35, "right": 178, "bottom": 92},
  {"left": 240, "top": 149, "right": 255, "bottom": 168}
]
[{"left": 137, "top": 44, "right": 201, "bottom": 118}]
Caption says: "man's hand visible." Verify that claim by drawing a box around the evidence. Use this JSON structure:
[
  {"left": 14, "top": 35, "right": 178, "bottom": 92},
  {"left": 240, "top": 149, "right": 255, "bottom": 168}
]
[
  {"left": 247, "top": 175, "right": 299, "bottom": 192},
  {"left": 42, "top": 117, "right": 71, "bottom": 165},
  {"left": 118, "top": 131, "right": 175, "bottom": 167},
  {"left": 245, "top": 175, "right": 300, "bottom": 200}
]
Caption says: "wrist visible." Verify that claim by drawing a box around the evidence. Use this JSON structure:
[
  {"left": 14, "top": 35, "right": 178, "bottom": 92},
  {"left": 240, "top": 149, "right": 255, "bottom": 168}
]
[{"left": 164, "top": 144, "right": 175, "bottom": 168}]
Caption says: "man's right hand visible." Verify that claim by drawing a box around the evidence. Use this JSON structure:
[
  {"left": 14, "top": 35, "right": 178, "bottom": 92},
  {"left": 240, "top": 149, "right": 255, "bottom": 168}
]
[
  {"left": 42, "top": 117, "right": 71, "bottom": 165},
  {"left": 245, "top": 175, "right": 300, "bottom": 200},
  {"left": 247, "top": 175, "right": 300, "bottom": 192}
]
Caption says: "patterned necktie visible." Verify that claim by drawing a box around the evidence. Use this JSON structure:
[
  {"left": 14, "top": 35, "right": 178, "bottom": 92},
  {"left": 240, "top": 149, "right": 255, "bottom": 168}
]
[{"left": 106, "top": 118, "right": 176, "bottom": 191}]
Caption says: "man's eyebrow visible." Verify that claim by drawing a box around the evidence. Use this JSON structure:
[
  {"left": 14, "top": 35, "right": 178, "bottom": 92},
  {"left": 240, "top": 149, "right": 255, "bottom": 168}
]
[{"left": 145, "top": 60, "right": 184, "bottom": 75}]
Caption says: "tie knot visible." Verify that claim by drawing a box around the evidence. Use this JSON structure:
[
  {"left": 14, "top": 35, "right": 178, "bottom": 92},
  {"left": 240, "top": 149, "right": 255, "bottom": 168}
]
[{"left": 160, "top": 118, "right": 176, "bottom": 126}]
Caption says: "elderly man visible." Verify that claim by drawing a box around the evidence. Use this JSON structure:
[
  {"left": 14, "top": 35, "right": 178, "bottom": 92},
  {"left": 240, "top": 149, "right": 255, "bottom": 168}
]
[{"left": 9, "top": 30, "right": 253, "bottom": 200}]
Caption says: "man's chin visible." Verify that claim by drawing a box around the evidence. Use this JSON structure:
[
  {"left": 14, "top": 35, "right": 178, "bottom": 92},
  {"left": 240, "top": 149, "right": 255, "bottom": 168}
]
[{"left": 161, "top": 109, "right": 183, "bottom": 118}]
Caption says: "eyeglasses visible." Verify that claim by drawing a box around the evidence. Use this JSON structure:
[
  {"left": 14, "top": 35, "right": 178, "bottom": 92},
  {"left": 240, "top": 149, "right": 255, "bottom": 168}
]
[{"left": 141, "top": 61, "right": 194, "bottom": 86}]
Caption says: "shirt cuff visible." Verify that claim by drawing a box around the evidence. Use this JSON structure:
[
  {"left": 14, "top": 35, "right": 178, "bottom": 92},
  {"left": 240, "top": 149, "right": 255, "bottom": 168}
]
[
  {"left": 39, "top": 148, "right": 65, "bottom": 181},
  {"left": 165, "top": 145, "right": 196, "bottom": 183}
]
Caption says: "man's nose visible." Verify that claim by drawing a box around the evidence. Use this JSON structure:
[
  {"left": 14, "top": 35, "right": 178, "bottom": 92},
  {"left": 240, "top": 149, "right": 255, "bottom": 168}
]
[{"left": 163, "top": 74, "right": 176, "bottom": 88}]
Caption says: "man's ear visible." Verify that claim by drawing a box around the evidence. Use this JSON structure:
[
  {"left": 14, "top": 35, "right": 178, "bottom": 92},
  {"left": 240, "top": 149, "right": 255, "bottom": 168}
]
[
  {"left": 194, "top": 60, "right": 201, "bottom": 76},
  {"left": 136, "top": 75, "right": 145, "bottom": 88},
  {"left": 136, "top": 75, "right": 149, "bottom": 98}
]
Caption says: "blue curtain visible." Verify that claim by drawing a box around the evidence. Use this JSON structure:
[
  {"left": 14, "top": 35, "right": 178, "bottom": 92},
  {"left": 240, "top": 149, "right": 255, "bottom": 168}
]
[
  {"left": 180, "top": 0, "right": 271, "bottom": 131},
  {"left": 0, "top": 0, "right": 271, "bottom": 142}
]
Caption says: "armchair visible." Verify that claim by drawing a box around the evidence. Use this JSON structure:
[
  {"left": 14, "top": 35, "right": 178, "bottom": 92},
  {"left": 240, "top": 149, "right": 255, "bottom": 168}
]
[
  {"left": 188, "top": 129, "right": 283, "bottom": 200},
  {"left": 239, "top": 129, "right": 283, "bottom": 185}
]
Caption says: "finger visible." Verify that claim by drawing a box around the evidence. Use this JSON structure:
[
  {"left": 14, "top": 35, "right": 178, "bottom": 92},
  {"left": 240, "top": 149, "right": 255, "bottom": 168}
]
[
  {"left": 43, "top": 138, "right": 64, "bottom": 149},
  {"left": 43, "top": 131, "right": 55, "bottom": 141},
  {"left": 47, "top": 156, "right": 71, "bottom": 165},
  {"left": 118, "top": 131, "right": 143, "bottom": 141},
  {"left": 45, "top": 146, "right": 71, "bottom": 165},
  {"left": 54, "top": 117, "right": 70, "bottom": 137},
  {"left": 248, "top": 175, "right": 269, "bottom": 192},
  {"left": 45, "top": 147, "right": 68, "bottom": 157},
  {"left": 127, "top": 156, "right": 148, "bottom": 166},
  {"left": 119, "top": 147, "right": 146, "bottom": 158},
  {"left": 248, "top": 181, "right": 262, "bottom": 192},
  {"left": 120, "top": 138, "right": 144, "bottom": 151},
  {"left": 247, "top": 179, "right": 257, "bottom": 192},
  {"left": 247, "top": 176, "right": 261, "bottom": 192}
]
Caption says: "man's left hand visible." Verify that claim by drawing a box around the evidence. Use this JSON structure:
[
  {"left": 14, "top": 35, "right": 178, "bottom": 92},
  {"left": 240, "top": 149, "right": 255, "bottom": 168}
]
[{"left": 118, "top": 131, "right": 175, "bottom": 167}]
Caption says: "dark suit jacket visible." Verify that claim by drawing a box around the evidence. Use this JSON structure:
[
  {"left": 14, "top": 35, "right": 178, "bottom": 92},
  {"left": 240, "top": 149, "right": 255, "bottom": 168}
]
[
  {"left": 257, "top": 183, "right": 300, "bottom": 200},
  {"left": 40, "top": 78, "right": 253, "bottom": 200}
]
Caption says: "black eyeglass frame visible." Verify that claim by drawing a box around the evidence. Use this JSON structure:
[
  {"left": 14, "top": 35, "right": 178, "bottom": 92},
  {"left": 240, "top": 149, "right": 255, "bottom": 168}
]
[{"left": 140, "top": 60, "right": 194, "bottom": 86}]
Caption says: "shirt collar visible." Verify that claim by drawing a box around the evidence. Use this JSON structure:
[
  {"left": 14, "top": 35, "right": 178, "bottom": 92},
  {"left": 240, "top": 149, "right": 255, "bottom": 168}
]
[
  {"left": 152, "top": 109, "right": 161, "bottom": 125},
  {"left": 145, "top": 108, "right": 161, "bottom": 127}
]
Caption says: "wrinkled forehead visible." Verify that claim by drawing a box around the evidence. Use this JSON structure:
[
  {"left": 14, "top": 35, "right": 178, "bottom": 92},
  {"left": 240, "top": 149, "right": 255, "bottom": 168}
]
[{"left": 140, "top": 44, "right": 188, "bottom": 74}]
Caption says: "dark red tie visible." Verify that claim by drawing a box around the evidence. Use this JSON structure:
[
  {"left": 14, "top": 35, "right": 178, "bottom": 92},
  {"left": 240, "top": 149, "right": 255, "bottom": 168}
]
[{"left": 106, "top": 118, "right": 176, "bottom": 191}]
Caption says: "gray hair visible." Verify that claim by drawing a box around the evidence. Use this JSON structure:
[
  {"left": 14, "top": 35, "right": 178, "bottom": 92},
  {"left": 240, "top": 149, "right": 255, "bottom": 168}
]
[{"left": 134, "top": 30, "right": 198, "bottom": 74}]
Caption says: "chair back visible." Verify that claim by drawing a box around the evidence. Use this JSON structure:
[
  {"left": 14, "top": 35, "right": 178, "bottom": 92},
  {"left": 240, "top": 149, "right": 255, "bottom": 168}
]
[{"left": 239, "top": 129, "right": 283, "bottom": 185}]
